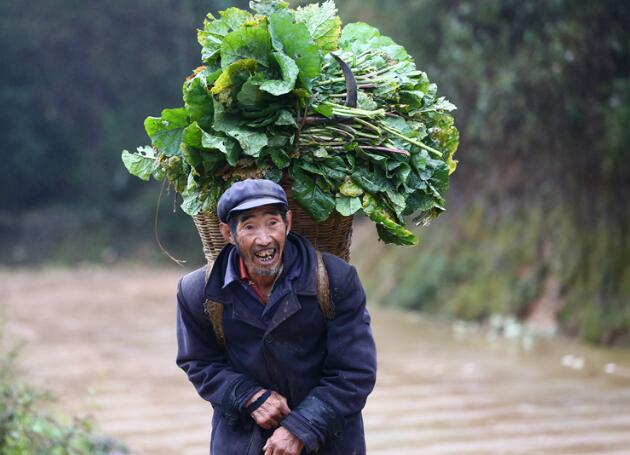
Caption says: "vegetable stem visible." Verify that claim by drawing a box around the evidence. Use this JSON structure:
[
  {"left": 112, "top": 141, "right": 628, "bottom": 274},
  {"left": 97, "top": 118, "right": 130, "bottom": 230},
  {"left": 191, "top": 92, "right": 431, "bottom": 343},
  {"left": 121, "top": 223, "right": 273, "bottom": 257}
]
[
  {"left": 361, "top": 146, "right": 410, "bottom": 156},
  {"left": 353, "top": 117, "right": 382, "bottom": 135},
  {"left": 378, "top": 123, "right": 443, "bottom": 157}
]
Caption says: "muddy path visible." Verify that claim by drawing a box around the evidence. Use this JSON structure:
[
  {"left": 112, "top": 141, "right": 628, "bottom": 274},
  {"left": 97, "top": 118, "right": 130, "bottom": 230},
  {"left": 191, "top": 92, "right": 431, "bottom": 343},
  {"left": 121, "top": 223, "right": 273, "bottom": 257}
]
[{"left": 2, "top": 266, "right": 630, "bottom": 454}]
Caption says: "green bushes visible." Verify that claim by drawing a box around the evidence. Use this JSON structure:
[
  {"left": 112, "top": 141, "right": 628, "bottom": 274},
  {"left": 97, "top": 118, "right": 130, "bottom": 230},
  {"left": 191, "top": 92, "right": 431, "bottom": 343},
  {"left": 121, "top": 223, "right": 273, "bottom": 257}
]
[
  {"left": 354, "top": 198, "right": 630, "bottom": 346},
  {"left": 0, "top": 325, "right": 127, "bottom": 455}
]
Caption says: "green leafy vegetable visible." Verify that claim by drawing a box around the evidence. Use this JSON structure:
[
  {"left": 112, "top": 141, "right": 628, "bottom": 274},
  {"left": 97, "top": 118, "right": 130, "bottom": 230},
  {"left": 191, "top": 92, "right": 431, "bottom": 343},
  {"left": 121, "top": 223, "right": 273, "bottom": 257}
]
[
  {"left": 292, "top": 166, "right": 335, "bottom": 222},
  {"left": 362, "top": 194, "right": 418, "bottom": 246},
  {"left": 220, "top": 21, "right": 272, "bottom": 69},
  {"left": 143, "top": 108, "right": 189, "bottom": 156},
  {"left": 184, "top": 75, "right": 214, "bottom": 129},
  {"left": 339, "top": 178, "right": 364, "bottom": 197},
  {"left": 335, "top": 194, "right": 362, "bottom": 216},
  {"left": 121, "top": 147, "right": 158, "bottom": 181},
  {"left": 259, "top": 52, "right": 299, "bottom": 96},
  {"left": 212, "top": 100, "right": 268, "bottom": 156},
  {"left": 294, "top": 0, "right": 341, "bottom": 54},
  {"left": 198, "top": 8, "right": 254, "bottom": 64},
  {"left": 269, "top": 10, "right": 321, "bottom": 87},
  {"left": 250, "top": 0, "right": 289, "bottom": 16},
  {"left": 122, "top": 0, "right": 459, "bottom": 246}
]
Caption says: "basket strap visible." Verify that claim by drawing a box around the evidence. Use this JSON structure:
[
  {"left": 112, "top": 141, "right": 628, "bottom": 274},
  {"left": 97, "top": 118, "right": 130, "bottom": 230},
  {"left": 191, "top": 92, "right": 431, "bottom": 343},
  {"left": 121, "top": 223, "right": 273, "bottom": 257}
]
[
  {"left": 205, "top": 298, "right": 225, "bottom": 346},
  {"left": 316, "top": 251, "right": 335, "bottom": 321},
  {"left": 205, "top": 251, "right": 334, "bottom": 346}
]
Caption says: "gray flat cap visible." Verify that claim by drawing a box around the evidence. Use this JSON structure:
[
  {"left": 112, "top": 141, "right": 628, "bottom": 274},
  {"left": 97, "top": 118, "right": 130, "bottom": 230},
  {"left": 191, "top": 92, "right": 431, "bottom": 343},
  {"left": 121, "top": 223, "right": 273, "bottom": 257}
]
[{"left": 217, "top": 178, "right": 288, "bottom": 223}]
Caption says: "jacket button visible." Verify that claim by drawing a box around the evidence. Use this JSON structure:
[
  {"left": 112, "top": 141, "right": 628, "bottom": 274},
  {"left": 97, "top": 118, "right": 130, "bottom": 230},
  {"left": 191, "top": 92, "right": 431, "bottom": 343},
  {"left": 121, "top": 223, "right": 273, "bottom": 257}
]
[{"left": 265, "top": 335, "right": 274, "bottom": 343}]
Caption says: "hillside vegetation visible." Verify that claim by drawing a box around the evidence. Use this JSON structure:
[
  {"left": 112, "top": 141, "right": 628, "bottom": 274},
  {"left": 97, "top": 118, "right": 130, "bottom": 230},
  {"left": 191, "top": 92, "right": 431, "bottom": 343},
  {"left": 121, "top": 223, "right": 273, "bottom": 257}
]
[{"left": 1, "top": 0, "right": 628, "bottom": 344}]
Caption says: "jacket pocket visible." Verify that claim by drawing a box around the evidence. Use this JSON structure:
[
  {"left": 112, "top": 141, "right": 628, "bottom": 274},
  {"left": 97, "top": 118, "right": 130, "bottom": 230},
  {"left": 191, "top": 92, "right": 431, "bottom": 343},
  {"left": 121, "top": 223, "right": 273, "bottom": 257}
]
[{"left": 211, "top": 414, "right": 258, "bottom": 455}]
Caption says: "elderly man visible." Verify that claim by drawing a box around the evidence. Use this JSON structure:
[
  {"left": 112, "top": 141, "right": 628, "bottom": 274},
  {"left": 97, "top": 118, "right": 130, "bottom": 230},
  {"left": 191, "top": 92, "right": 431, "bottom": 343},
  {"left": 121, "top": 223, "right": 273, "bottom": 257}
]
[{"left": 176, "top": 178, "right": 377, "bottom": 455}]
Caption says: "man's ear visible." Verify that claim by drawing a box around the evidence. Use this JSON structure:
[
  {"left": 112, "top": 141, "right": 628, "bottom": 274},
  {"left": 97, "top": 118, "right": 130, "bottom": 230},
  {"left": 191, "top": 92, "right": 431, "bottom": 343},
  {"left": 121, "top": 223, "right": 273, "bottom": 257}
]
[
  {"left": 285, "top": 210, "right": 292, "bottom": 234},
  {"left": 219, "top": 222, "right": 236, "bottom": 245}
]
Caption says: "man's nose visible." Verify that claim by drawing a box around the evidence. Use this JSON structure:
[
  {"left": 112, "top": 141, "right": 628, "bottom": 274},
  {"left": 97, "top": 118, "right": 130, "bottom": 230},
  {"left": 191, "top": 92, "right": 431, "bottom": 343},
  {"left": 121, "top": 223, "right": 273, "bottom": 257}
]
[{"left": 255, "top": 228, "right": 273, "bottom": 245}]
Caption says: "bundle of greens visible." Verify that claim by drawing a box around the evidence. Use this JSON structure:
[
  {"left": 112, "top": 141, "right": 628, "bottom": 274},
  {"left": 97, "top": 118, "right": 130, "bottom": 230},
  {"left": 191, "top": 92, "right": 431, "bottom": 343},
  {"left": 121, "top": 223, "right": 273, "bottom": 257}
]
[{"left": 122, "top": 0, "right": 459, "bottom": 245}]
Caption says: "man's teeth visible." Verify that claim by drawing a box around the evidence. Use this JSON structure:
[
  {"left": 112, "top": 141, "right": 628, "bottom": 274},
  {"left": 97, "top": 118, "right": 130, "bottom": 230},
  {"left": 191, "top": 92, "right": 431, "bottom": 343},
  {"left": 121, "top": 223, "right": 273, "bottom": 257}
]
[{"left": 255, "top": 249, "right": 276, "bottom": 262}]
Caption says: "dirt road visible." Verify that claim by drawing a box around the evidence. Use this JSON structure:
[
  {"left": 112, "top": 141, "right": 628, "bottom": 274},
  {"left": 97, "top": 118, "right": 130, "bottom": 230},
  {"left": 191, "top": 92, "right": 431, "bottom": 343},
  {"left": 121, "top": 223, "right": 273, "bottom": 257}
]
[{"left": 2, "top": 266, "right": 630, "bottom": 454}]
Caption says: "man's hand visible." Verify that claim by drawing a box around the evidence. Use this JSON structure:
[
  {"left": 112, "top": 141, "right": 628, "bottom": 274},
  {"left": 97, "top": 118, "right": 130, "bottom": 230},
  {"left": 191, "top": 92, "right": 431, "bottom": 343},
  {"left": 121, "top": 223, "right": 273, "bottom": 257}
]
[
  {"left": 263, "top": 426, "right": 304, "bottom": 455},
  {"left": 246, "top": 389, "right": 290, "bottom": 430}
]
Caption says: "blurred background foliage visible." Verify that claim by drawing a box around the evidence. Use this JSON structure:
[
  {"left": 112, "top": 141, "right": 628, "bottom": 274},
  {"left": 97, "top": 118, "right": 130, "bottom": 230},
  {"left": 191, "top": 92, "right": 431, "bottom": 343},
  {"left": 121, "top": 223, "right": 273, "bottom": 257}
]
[
  {"left": 0, "top": 323, "right": 128, "bottom": 454},
  {"left": 0, "top": 0, "right": 628, "bottom": 344}
]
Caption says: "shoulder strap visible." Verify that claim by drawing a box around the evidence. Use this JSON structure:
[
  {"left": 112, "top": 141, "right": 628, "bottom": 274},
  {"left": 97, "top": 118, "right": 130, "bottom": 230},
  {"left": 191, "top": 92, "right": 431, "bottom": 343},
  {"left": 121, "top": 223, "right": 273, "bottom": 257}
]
[
  {"left": 204, "top": 264, "right": 226, "bottom": 346},
  {"left": 205, "top": 299, "right": 225, "bottom": 346},
  {"left": 206, "top": 251, "right": 335, "bottom": 346},
  {"left": 316, "top": 251, "right": 335, "bottom": 321}
]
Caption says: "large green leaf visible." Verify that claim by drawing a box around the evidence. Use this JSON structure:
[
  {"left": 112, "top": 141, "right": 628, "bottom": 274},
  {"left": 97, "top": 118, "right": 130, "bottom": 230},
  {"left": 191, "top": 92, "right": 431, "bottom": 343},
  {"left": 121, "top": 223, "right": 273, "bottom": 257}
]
[
  {"left": 375, "top": 223, "right": 416, "bottom": 246},
  {"left": 221, "top": 21, "right": 272, "bottom": 69},
  {"left": 211, "top": 58, "right": 257, "bottom": 101},
  {"left": 403, "top": 191, "right": 436, "bottom": 216},
  {"left": 180, "top": 173, "right": 203, "bottom": 215},
  {"left": 362, "top": 194, "right": 418, "bottom": 246},
  {"left": 411, "top": 150, "right": 429, "bottom": 172},
  {"left": 339, "top": 22, "right": 380, "bottom": 48},
  {"left": 385, "top": 184, "right": 407, "bottom": 216},
  {"left": 181, "top": 122, "right": 203, "bottom": 149},
  {"left": 294, "top": 0, "right": 341, "bottom": 54},
  {"left": 213, "top": 100, "right": 268, "bottom": 157},
  {"left": 352, "top": 166, "right": 387, "bottom": 193},
  {"left": 274, "top": 109, "right": 297, "bottom": 127},
  {"left": 335, "top": 193, "right": 361, "bottom": 216},
  {"left": 369, "top": 35, "right": 410, "bottom": 61},
  {"left": 259, "top": 52, "right": 299, "bottom": 96},
  {"left": 144, "top": 108, "right": 189, "bottom": 156},
  {"left": 250, "top": 0, "right": 289, "bottom": 16},
  {"left": 183, "top": 75, "right": 213, "bottom": 130},
  {"left": 428, "top": 158, "right": 450, "bottom": 194},
  {"left": 201, "top": 152, "right": 224, "bottom": 174},
  {"left": 202, "top": 132, "right": 240, "bottom": 166},
  {"left": 270, "top": 148, "right": 291, "bottom": 168},
  {"left": 121, "top": 147, "right": 158, "bottom": 181},
  {"left": 292, "top": 166, "right": 335, "bottom": 222},
  {"left": 237, "top": 76, "right": 268, "bottom": 108},
  {"left": 197, "top": 8, "right": 253, "bottom": 64},
  {"left": 181, "top": 144, "right": 202, "bottom": 170},
  {"left": 340, "top": 22, "right": 409, "bottom": 61},
  {"left": 182, "top": 122, "right": 239, "bottom": 166},
  {"left": 430, "top": 113, "right": 459, "bottom": 174},
  {"left": 268, "top": 10, "right": 321, "bottom": 88},
  {"left": 339, "top": 177, "right": 364, "bottom": 197}
]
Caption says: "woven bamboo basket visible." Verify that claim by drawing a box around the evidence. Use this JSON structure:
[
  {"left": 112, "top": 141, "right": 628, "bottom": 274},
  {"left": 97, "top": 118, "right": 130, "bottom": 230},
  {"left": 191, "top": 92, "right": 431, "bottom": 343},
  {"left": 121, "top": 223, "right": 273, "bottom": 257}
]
[{"left": 192, "top": 178, "right": 353, "bottom": 265}]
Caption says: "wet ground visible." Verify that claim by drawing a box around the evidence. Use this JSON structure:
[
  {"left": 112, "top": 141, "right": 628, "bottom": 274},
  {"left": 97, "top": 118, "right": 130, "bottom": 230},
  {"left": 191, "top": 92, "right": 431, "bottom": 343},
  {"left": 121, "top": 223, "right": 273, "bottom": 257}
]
[{"left": 2, "top": 266, "right": 630, "bottom": 454}]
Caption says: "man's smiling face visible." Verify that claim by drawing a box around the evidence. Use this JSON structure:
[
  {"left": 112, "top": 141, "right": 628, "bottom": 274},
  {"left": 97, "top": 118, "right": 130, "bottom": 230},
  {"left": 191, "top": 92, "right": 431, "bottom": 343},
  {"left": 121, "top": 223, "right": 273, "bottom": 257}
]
[{"left": 224, "top": 205, "right": 292, "bottom": 279}]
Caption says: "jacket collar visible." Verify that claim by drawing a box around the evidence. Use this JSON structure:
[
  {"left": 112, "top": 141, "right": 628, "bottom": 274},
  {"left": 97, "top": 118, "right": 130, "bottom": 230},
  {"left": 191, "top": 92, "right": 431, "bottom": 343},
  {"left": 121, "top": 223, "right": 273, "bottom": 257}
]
[{"left": 204, "top": 231, "right": 318, "bottom": 304}]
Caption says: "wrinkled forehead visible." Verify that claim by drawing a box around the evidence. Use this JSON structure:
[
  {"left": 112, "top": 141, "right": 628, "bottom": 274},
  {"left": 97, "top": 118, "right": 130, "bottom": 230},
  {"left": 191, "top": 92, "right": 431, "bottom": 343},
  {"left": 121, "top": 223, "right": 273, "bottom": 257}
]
[{"left": 233, "top": 204, "right": 285, "bottom": 224}]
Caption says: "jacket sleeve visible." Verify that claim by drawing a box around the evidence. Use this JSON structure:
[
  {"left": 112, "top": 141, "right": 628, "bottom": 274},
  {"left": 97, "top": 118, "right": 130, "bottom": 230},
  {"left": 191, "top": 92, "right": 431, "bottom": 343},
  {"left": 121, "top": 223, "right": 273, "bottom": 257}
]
[
  {"left": 175, "top": 275, "right": 261, "bottom": 426},
  {"left": 281, "top": 264, "right": 377, "bottom": 452}
]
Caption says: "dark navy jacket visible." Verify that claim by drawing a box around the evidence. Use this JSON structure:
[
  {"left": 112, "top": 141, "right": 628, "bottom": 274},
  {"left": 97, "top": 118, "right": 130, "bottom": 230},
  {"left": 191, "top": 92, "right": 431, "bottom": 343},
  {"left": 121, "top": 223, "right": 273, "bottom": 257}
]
[{"left": 176, "top": 232, "right": 377, "bottom": 454}]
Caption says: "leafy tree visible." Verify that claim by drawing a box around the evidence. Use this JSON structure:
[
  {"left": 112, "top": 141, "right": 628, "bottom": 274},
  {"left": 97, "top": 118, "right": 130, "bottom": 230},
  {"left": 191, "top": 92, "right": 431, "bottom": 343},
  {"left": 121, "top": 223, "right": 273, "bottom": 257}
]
[{"left": 0, "top": 0, "right": 248, "bottom": 211}]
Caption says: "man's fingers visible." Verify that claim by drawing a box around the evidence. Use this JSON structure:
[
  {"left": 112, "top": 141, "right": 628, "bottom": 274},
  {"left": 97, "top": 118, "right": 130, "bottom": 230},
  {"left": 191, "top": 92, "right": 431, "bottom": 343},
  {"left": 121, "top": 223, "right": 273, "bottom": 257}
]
[
  {"left": 260, "top": 422, "right": 272, "bottom": 430},
  {"left": 269, "top": 417, "right": 280, "bottom": 428},
  {"left": 252, "top": 391, "right": 291, "bottom": 430}
]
